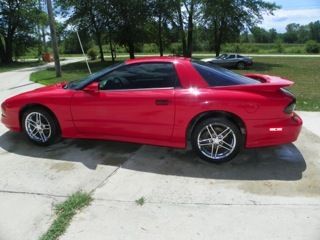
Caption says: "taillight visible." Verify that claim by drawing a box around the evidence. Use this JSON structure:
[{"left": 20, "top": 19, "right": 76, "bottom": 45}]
[
  {"left": 284, "top": 100, "right": 296, "bottom": 114},
  {"left": 281, "top": 88, "right": 296, "bottom": 114}
]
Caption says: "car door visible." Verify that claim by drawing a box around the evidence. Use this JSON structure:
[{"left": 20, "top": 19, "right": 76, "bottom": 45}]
[
  {"left": 70, "top": 62, "right": 178, "bottom": 141},
  {"left": 224, "top": 54, "right": 236, "bottom": 67}
]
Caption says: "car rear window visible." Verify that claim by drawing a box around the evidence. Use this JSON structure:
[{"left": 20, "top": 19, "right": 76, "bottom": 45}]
[{"left": 192, "top": 60, "right": 259, "bottom": 86}]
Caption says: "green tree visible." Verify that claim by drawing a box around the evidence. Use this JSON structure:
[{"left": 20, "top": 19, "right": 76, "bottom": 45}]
[
  {"left": 171, "top": 0, "right": 202, "bottom": 57},
  {"left": 251, "top": 26, "right": 270, "bottom": 43},
  {"left": 309, "top": 21, "right": 320, "bottom": 42},
  {"left": 58, "top": 0, "right": 111, "bottom": 62},
  {"left": 112, "top": 0, "right": 151, "bottom": 59},
  {"left": 268, "top": 28, "right": 277, "bottom": 43},
  {"left": 0, "top": 0, "right": 40, "bottom": 63},
  {"left": 283, "top": 23, "right": 299, "bottom": 43},
  {"left": 203, "top": 0, "right": 279, "bottom": 56},
  {"left": 150, "top": 0, "right": 175, "bottom": 56}
]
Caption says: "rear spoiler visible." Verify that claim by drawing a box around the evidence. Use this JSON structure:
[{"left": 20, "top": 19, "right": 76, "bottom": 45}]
[{"left": 211, "top": 74, "right": 294, "bottom": 92}]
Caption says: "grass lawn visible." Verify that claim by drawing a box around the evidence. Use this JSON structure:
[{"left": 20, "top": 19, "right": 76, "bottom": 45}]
[
  {"left": 0, "top": 61, "right": 45, "bottom": 73},
  {"left": 30, "top": 56, "right": 320, "bottom": 111}
]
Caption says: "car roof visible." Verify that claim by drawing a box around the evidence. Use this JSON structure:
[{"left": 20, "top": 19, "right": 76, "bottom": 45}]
[{"left": 125, "top": 56, "right": 191, "bottom": 64}]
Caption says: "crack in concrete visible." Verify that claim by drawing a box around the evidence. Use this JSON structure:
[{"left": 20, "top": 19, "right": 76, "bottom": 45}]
[
  {"left": 89, "top": 149, "right": 141, "bottom": 194},
  {"left": 93, "top": 197, "right": 320, "bottom": 207},
  {"left": 89, "top": 167, "right": 122, "bottom": 194},
  {"left": 0, "top": 189, "right": 67, "bottom": 199},
  {"left": 8, "top": 82, "right": 37, "bottom": 90}
]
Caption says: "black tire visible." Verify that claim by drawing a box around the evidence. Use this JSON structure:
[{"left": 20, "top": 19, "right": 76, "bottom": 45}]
[
  {"left": 22, "top": 107, "right": 60, "bottom": 146},
  {"left": 237, "top": 61, "right": 245, "bottom": 70},
  {"left": 191, "top": 117, "right": 243, "bottom": 164}
]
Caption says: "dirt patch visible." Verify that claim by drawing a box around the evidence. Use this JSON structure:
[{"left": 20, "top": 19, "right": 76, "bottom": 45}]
[{"left": 50, "top": 162, "right": 75, "bottom": 172}]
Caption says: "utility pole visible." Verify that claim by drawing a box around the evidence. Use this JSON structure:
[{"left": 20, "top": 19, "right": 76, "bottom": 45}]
[{"left": 46, "top": 0, "right": 61, "bottom": 77}]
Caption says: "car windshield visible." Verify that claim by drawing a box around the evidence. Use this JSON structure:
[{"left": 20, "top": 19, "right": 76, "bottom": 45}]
[
  {"left": 192, "top": 60, "right": 259, "bottom": 86},
  {"left": 66, "top": 62, "right": 123, "bottom": 89},
  {"left": 217, "top": 54, "right": 228, "bottom": 59}
]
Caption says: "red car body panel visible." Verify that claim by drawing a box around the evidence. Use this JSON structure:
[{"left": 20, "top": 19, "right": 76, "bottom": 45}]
[{"left": 1, "top": 57, "right": 302, "bottom": 149}]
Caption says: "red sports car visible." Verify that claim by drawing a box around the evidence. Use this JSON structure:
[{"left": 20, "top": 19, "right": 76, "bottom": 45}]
[{"left": 1, "top": 57, "right": 302, "bottom": 163}]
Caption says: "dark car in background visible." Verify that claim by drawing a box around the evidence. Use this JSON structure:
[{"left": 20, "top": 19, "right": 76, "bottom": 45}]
[{"left": 202, "top": 54, "right": 253, "bottom": 69}]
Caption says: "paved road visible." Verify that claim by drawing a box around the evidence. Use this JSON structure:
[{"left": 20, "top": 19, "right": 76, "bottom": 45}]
[{"left": 0, "top": 63, "right": 319, "bottom": 240}]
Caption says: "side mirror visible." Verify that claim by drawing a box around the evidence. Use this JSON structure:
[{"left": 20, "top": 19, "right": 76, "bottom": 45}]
[{"left": 83, "top": 82, "right": 99, "bottom": 93}]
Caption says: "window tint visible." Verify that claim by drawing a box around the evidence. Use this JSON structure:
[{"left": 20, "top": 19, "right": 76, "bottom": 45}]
[
  {"left": 67, "top": 62, "right": 123, "bottom": 89},
  {"left": 99, "top": 63, "right": 179, "bottom": 90},
  {"left": 192, "top": 60, "right": 259, "bottom": 86},
  {"left": 217, "top": 54, "right": 227, "bottom": 59}
]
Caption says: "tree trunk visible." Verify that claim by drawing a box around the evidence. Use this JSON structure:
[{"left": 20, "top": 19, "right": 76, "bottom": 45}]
[
  {"left": 37, "top": 0, "right": 42, "bottom": 61},
  {"left": 46, "top": 0, "right": 61, "bottom": 77},
  {"left": 0, "top": 38, "right": 4, "bottom": 63},
  {"left": 177, "top": 3, "right": 187, "bottom": 56},
  {"left": 128, "top": 42, "right": 135, "bottom": 59},
  {"left": 186, "top": 2, "right": 194, "bottom": 57},
  {"left": 109, "top": 38, "right": 115, "bottom": 64},
  {"left": 96, "top": 32, "right": 105, "bottom": 62},
  {"left": 213, "top": 21, "right": 221, "bottom": 57},
  {"left": 42, "top": 25, "right": 47, "bottom": 52},
  {"left": 158, "top": 14, "right": 164, "bottom": 56},
  {"left": 215, "top": 28, "right": 223, "bottom": 57},
  {"left": 214, "top": 42, "right": 221, "bottom": 57},
  {"left": 39, "top": 0, "right": 47, "bottom": 52},
  {"left": 3, "top": 37, "right": 13, "bottom": 64}
]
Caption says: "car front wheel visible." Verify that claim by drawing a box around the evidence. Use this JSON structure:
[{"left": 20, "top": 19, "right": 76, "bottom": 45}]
[
  {"left": 237, "top": 61, "right": 245, "bottom": 69},
  {"left": 191, "top": 117, "right": 243, "bottom": 163},
  {"left": 22, "top": 107, "right": 60, "bottom": 146}
]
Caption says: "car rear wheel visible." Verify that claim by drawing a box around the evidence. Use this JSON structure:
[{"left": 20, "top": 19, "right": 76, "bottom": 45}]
[
  {"left": 22, "top": 108, "right": 60, "bottom": 146},
  {"left": 237, "top": 61, "right": 245, "bottom": 70},
  {"left": 191, "top": 117, "right": 243, "bottom": 163}
]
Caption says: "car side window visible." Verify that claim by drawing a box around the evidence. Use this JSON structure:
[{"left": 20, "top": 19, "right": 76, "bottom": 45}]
[
  {"left": 227, "top": 55, "right": 235, "bottom": 59},
  {"left": 98, "top": 63, "right": 180, "bottom": 90}
]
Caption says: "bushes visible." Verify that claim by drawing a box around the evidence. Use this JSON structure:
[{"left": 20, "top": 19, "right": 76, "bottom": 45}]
[
  {"left": 275, "top": 39, "right": 284, "bottom": 53},
  {"left": 143, "top": 43, "right": 158, "bottom": 53},
  {"left": 87, "top": 48, "right": 98, "bottom": 60},
  {"left": 305, "top": 40, "right": 320, "bottom": 53},
  {"left": 169, "top": 42, "right": 182, "bottom": 55}
]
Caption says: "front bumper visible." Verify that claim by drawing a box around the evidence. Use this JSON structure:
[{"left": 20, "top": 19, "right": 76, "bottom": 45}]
[
  {"left": 245, "top": 112, "right": 303, "bottom": 148},
  {"left": 1, "top": 110, "right": 21, "bottom": 132}
]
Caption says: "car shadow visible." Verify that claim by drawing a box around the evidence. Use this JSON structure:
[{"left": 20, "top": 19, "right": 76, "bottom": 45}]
[{"left": 0, "top": 131, "right": 306, "bottom": 181}]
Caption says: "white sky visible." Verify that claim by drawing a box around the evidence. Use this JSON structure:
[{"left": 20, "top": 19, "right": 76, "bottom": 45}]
[{"left": 259, "top": 0, "right": 320, "bottom": 32}]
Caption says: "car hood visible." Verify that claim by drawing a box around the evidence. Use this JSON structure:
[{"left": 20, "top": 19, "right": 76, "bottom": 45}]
[
  {"left": 28, "top": 82, "right": 67, "bottom": 93},
  {"left": 2, "top": 82, "right": 67, "bottom": 105},
  {"left": 202, "top": 58, "right": 228, "bottom": 62}
]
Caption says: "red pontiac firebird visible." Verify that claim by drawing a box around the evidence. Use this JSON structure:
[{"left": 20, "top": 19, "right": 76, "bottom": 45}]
[{"left": 1, "top": 57, "right": 302, "bottom": 163}]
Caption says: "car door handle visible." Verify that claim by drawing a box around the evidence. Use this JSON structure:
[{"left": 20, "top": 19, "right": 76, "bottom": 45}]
[{"left": 155, "top": 99, "right": 170, "bottom": 105}]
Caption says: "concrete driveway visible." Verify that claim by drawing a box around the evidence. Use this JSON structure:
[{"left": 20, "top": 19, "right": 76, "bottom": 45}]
[{"left": 0, "top": 64, "right": 319, "bottom": 240}]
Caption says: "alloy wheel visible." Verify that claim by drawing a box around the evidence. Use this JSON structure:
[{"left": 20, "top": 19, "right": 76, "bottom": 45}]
[
  {"left": 197, "top": 123, "right": 236, "bottom": 160},
  {"left": 24, "top": 112, "right": 52, "bottom": 143}
]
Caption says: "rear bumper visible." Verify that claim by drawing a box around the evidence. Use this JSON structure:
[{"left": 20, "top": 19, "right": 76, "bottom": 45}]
[
  {"left": 246, "top": 61, "right": 253, "bottom": 66},
  {"left": 245, "top": 113, "right": 302, "bottom": 148}
]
